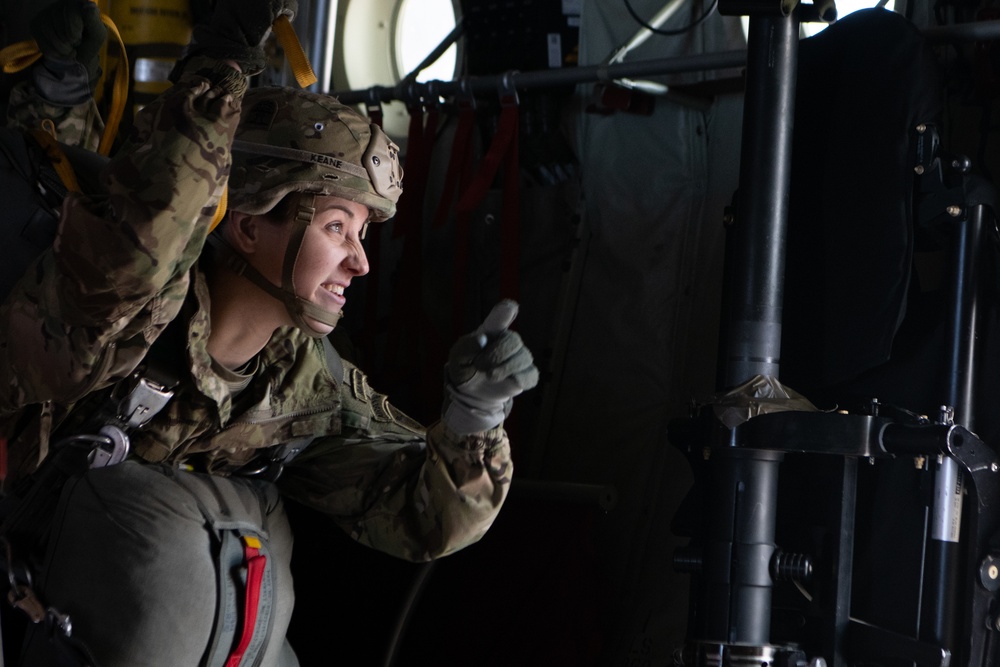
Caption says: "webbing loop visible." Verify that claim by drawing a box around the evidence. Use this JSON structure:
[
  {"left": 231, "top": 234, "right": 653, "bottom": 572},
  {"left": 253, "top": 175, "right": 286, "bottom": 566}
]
[
  {"left": 271, "top": 15, "right": 317, "bottom": 88},
  {"left": 0, "top": 40, "right": 42, "bottom": 74}
]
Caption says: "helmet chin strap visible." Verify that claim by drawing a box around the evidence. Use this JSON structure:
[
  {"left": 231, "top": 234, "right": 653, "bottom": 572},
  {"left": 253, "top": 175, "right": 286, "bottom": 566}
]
[{"left": 209, "top": 194, "right": 343, "bottom": 338}]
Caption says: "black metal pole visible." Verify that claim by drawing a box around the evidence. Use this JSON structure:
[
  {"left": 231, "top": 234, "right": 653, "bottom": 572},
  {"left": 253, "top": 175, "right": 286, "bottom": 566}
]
[
  {"left": 696, "top": 11, "right": 799, "bottom": 649},
  {"left": 920, "top": 205, "right": 985, "bottom": 656},
  {"left": 722, "top": 14, "right": 798, "bottom": 386},
  {"left": 945, "top": 206, "right": 984, "bottom": 431}
]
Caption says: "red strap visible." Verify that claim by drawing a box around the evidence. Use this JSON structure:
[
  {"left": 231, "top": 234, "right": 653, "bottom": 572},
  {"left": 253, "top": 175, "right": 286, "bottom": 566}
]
[
  {"left": 455, "top": 100, "right": 518, "bottom": 218},
  {"left": 378, "top": 102, "right": 447, "bottom": 421},
  {"left": 433, "top": 102, "right": 477, "bottom": 228},
  {"left": 394, "top": 103, "right": 437, "bottom": 238},
  {"left": 224, "top": 541, "right": 267, "bottom": 667},
  {"left": 499, "top": 105, "right": 520, "bottom": 301},
  {"left": 431, "top": 102, "right": 477, "bottom": 338},
  {"left": 452, "top": 98, "right": 521, "bottom": 333}
]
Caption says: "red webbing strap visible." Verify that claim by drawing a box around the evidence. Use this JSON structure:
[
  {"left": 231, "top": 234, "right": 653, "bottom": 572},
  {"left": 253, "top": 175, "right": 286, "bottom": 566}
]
[
  {"left": 394, "top": 102, "right": 432, "bottom": 238},
  {"left": 439, "top": 103, "right": 479, "bottom": 339},
  {"left": 225, "top": 538, "right": 267, "bottom": 667},
  {"left": 499, "top": 103, "right": 520, "bottom": 302},
  {"left": 453, "top": 97, "right": 521, "bottom": 332},
  {"left": 379, "top": 102, "right": 446, "bottom": 420},
  {"left": 433, "top": 101, "right": 477, "bottom": 229}
]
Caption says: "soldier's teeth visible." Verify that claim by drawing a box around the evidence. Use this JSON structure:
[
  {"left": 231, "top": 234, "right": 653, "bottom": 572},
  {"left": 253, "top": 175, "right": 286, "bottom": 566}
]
[{"left": 325, "top": 284, "right": 344, "bottom": 296}]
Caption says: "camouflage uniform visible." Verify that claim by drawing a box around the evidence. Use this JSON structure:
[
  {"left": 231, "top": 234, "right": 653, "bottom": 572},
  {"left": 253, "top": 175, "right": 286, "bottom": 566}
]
[
  {"left": 5, "top": 81, "right": 104, "bottom": 153},
  {"left": 0, "top": 54, "right": 511, "bottom": 665}
]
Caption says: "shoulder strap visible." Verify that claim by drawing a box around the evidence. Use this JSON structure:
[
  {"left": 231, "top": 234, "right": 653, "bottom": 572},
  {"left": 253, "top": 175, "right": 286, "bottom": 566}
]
[{"left": 321, "top": 336, "right": 345, "bottom": 385}]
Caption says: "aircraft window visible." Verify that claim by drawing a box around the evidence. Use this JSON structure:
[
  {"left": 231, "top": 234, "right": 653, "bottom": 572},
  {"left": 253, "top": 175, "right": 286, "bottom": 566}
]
[
  {"left": 395, "top": 0, "right": 459, "bottom": 81},
  {"left": 802, "top": 0, "right": 896, "bottom": 35},
  {"left": 339, "top": 0, "right": 459, "bottom": 138},
  {"left": 741, "top": 0, "right": 897, "bottom": 39}
]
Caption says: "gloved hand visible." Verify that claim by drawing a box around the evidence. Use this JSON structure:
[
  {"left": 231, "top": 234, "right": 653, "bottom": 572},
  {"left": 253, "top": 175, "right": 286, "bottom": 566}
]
[
  {"left": 29, "top": 0, "right": 107, "bottom": 86},
  {"left": 190, "top": 0, "right": 297, "bottom": 74},
  {"left": 443, "top": 300, "right": 539, "bottom": 435}
]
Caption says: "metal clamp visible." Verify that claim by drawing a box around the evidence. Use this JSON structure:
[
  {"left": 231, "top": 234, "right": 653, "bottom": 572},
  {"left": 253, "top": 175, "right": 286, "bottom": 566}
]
[{"left": 89, "top": 424, "right": 130, "bottom": 468}]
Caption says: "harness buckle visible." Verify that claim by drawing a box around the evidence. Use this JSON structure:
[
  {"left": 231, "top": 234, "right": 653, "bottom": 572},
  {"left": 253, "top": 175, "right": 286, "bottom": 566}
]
[{"left": 118, "top": 375, "right": 174, "bottom": 430}]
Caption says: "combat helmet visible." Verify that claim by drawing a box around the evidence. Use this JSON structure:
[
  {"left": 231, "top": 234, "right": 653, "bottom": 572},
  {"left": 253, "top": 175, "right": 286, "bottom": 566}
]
[
  {"left": 228, "top": 86, "right": 403, "bottom": 221},
  {"left": 212, "top": 86, "right": 403, "bottom": 336}
]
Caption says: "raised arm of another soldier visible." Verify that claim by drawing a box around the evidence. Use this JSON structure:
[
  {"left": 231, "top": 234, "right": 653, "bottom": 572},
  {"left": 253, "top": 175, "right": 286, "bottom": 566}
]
[
  {"left": 5, "top": 0, "right": 107, "bottom": 150},
  {"left": 0, "top": 0, "right": 294, "bottom": 408}
]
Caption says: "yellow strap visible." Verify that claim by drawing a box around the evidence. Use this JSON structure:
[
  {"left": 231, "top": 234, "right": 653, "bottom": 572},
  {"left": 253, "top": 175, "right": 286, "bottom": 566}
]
[
  {"left": 271, "top": 15, "right": 317, "bottom": 89},
  {"left": 31, "top": 126, "right": 83, "bottom": 194},
  {"left": 242, "top": 535, "right": 262, "bottom": 550},
  {"left": 0, "top": 39, "right": 42, "bottom": 74},
  {"left": 97, "top": 12, "right": 128, "bottom": 156},
  {"left": 209, "top": 186, "right": 229, "bottom": 232}
]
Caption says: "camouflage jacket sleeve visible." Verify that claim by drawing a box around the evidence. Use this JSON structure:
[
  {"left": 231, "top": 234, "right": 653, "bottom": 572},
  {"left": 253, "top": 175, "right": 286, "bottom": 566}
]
[
  {"left": 0, "top": 56, "right": 246, "bottom": 412},
  {"left": 278, "top": 364, "right": 513, "bottom": 562},
  {"left": 5, "top": 78, "right": 105, "bottom": 152}
]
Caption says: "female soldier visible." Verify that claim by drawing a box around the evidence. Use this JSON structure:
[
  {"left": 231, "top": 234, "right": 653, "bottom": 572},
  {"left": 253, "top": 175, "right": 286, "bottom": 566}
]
[{"left": 0, "top": 0, "right": 537, "bottom": 664}]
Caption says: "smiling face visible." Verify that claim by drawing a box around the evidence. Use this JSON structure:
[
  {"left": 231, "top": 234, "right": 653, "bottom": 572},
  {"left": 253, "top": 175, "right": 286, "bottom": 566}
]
[
  {"left": 234, "top": 193, "right": 371, "bottom": 336},
  {"left": 290, "top": 195, "right": 371, "bottom": 333}
]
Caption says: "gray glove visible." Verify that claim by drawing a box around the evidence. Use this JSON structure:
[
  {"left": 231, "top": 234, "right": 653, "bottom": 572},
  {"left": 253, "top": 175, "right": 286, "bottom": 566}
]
[
  {"left": 29, "top": 0, "right": 107, "bottom": 105},
  {"left": 443, "top": 300, "right": 539, "bottom": 435},
  {"left": 189, "top": 0, "right": 297, "bottom": 74}
]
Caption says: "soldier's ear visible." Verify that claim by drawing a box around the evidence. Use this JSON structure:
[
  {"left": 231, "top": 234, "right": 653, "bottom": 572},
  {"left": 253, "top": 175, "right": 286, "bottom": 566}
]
[{"left": 225, "top": 211, "right": 261, "bottom": 255}]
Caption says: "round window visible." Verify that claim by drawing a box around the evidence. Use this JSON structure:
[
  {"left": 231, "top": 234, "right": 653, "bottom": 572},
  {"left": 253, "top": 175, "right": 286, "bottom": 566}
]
[{"left": 338, "top": 0, "right": 460, "bottom": 139}]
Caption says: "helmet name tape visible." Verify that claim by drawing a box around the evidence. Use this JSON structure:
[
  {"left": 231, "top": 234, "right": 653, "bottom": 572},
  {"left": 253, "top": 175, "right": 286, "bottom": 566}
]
[{"left": 232, "top": 140, "right": 369, "bottom": 181}]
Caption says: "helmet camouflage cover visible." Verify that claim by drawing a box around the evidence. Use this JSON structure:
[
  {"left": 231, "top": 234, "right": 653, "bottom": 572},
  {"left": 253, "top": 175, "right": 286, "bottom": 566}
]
[{"left": 228, "top": 86, "right": 403, "bottom": 222}]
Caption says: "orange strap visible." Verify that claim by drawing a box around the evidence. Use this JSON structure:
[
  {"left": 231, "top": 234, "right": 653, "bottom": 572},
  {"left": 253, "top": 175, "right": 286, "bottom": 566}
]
[
  {"left": 96, "top": 11, "right": 128, "bottom": 156},
  {"left": 0, "top": 40, "right": 42, "bottom": 74},
  {"left": 31, "top": 125, "right": 82, "bottom": 194},
  {"left": 209, "top": 187, "right": 229, "bottom": 232},
  {"left": 272, "top": 15, "right": 317, "bottom": 88}
]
